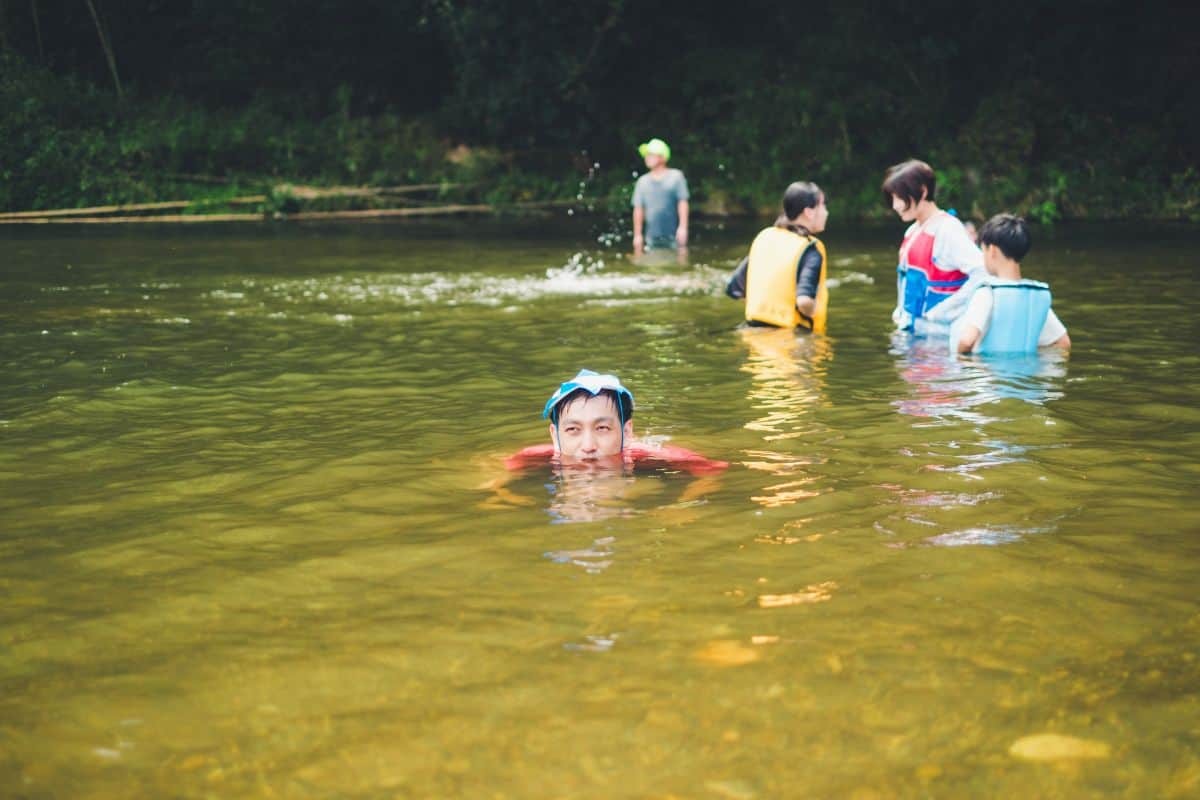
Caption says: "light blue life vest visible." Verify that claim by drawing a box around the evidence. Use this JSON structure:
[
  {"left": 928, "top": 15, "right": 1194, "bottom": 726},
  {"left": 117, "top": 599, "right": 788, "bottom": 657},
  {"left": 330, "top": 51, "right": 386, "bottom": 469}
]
[{"left": 953, "top": 279, "right": 1052, "bottom": 354}]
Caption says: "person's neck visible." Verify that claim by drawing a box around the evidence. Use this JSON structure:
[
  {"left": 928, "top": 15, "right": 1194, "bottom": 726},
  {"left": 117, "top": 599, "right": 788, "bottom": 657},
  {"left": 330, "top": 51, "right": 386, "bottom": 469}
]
[
  {"left": 914, "top": 201, "right": 940, "bottom": 225},
  {"left": 992, "top": 260, "right": 1022, "bottom": 280},
  {"left": 650, "top": 164, "right": 668, "bottom": 175},
  {"left": 783, "top": 218, "right": 812, "bottom": 235}
]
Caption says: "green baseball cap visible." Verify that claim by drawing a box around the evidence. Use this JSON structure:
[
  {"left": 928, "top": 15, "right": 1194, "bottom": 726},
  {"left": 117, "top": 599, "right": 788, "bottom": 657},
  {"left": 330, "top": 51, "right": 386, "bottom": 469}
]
[{"left": 638, "top": 138, "right": 671, "bottom": 161}]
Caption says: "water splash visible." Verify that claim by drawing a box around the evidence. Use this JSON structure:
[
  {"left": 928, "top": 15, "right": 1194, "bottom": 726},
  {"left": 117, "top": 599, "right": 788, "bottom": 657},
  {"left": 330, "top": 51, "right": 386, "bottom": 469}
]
[
  {"left": 825, "top": 271, "right": 874, "bottom": 289},
  {"left": 206, "top": 260, "right": 726, "bottom": 310}
]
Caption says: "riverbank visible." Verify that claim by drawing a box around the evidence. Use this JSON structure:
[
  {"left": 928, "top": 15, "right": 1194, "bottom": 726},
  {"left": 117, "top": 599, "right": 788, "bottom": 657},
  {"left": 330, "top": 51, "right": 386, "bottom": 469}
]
[{"left": 4, "top": 55, "right": 1197, "bottom": 224}]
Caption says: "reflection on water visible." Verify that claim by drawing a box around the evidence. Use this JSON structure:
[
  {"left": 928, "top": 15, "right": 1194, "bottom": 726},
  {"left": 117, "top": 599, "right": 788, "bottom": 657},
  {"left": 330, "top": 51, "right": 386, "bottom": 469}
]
[
  {"left": 884, "top": 330, "right": 1073, "bottom": 546},
  {"left": 563, "top": 632, "right": 620, "bottom": 652},
  {"left": 738, "top": 327, "right": 830, "bottom": 508},
  {"left": 486, "top": 459, "right": 721, "bottom": 527},
  {"left": 630, "top": 245, "right": 689, "bottom": 267},
  {"left": 2, "top": 223, "right": 1199, "bottom": 798},
  {"left": 545, "top": 535, "right": 616, "bottom": 573},
  {"left": 891, "top": 330, "right": 1067, "bottom": 422},
  {"left": 925, "top": 523, "right": 1054, "bottom": 547},
  {"left": 543, "top": 467, "right": 640, "bottom": 525}
]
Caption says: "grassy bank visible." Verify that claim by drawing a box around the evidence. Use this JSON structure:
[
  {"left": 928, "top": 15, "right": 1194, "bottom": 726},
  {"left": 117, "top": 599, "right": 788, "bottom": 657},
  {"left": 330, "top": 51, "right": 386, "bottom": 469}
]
[{"left": 2, "top": 56, "right": 1197, "bottom": 224}]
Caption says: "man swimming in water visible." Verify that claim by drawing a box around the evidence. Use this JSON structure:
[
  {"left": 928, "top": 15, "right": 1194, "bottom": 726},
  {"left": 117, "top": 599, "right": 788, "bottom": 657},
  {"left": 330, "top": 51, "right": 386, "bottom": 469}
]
[
  {"left": 505, "top": 369, "right": 728, "bottom": 475},
  {"left": 488, "top": 370, "right": 727, "bottom": 522}
]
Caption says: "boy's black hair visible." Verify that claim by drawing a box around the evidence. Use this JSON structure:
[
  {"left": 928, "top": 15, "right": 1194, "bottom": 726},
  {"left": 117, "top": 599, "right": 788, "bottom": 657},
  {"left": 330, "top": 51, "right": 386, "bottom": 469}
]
[
  {"left": 882, "top": 159, "right": 936, "bottom": 209},
  {"left": 549, "top": 388, "right": 633, "bottom": 425},
  {"left": 978, "top": 213, "right": 1031, "bottom": 262}
]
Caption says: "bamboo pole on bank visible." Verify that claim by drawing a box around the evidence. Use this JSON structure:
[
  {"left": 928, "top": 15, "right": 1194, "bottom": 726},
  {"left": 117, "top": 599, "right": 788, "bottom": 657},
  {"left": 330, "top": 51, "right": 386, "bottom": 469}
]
[
  {"left": 0, "top": 196, "right": 267, "bottom": 219},
  {"left": 0, "top": 213, "right": 265, "bottom": 224},
  {"left": 0, "top": 183, "right": 466, "bottom": 221},
  {"left": 286, "top": 204, "right": 492, "bottom": 220},
  {"left": 280, "top": 183, "right": 463, "bottom": 199},
  {"left": 0, "top": 200, "right": 575, "bottom": 225}
]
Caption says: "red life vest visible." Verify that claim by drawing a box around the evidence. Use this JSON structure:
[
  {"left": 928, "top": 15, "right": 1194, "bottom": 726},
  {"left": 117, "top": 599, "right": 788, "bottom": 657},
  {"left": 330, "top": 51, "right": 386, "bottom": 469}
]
[{"left": 898, "top": 216, "right": 970, "bottom": 318}]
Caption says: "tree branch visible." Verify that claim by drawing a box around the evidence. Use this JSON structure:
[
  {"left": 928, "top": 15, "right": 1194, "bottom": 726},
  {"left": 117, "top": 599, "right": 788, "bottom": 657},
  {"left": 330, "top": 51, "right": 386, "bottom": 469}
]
[{"left": 83, "top": 0, "right": 123, "bottom": 101}]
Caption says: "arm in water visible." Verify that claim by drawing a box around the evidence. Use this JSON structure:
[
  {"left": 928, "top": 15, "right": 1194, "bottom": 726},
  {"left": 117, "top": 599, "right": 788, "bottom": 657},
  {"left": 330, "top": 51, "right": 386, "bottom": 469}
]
[
  {"left": 726, "top": 256, "right": 749, "bottom": 299},
  {"left": 924, "top": 270, "right": 988, "bottom": 324}
]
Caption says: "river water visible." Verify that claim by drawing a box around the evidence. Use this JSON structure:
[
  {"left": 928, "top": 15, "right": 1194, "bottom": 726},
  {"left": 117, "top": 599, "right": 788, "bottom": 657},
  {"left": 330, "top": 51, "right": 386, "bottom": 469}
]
[{"left": 1, "top": 220, "right": 1198, "bottom": 797}]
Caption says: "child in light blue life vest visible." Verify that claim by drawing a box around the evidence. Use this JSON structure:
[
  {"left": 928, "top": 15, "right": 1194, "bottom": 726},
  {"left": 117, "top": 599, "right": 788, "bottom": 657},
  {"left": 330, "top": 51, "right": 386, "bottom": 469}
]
[{"left": 951, "top": 214, "right": 1071, "bottom": 354}]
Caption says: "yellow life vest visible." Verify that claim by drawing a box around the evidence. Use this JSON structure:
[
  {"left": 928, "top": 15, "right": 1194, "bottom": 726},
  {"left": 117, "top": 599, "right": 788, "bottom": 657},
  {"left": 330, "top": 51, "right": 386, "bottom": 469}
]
[{"left": 744, "top": 227, "right": 828, "bottom": 332}]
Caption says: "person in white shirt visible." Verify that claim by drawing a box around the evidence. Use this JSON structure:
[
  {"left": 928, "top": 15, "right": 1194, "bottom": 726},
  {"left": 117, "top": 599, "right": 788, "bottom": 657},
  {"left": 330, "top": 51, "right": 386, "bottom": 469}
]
[
  {"left": 953, "top": 214, "right": 1071, "bottom": 354},
  {"left": 882, "top": 159, "right": 985, "bottom": 329}
]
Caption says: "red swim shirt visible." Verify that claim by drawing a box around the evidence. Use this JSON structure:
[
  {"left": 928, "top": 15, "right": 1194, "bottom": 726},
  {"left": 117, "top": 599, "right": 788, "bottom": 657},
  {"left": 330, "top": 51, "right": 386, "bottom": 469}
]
[{"left": 505, "top": 443, "right": 728, "bottom": 476}]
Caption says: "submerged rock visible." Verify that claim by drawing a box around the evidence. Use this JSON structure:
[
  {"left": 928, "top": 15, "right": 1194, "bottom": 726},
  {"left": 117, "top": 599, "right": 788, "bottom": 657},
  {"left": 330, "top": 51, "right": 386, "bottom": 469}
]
[
  {"left": 757, "top": 581, "right": 837, "bottom": 608},
  {"left": 696, "top": 640, "right": 760, "bottom": 666},
  {"left": 1008, "top": 733, "right": 1111, "bottom": 761}
]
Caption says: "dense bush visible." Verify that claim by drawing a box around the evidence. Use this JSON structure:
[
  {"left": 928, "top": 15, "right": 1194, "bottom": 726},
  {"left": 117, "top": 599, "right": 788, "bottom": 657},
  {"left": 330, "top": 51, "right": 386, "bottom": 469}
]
[{"left": 1, "top": 0, "right": 1197, "bottom": 220}]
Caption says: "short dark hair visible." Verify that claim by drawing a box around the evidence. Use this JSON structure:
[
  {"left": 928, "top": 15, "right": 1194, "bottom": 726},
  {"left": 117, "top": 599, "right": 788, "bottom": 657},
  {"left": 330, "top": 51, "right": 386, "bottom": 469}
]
[
  {"left": 882, "top": 160, "right": 936, "bottom": 209},
  {"left": 782, "top": 181, "right": 823, "bottom": 219},
  {"left": 775, "top": 181, "right": 823, "bottom": 233},
  {"left": 978, "top": 213, "right": 1031, "bottom": 262},
  {"left": 549, "top": 388, "right": 633, "bottom": 425}
]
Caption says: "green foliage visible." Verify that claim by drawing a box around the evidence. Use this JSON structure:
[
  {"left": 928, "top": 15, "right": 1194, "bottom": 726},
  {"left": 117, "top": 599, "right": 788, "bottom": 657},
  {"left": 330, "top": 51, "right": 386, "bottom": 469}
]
[
  {"left": 0, "top": 54, "right": 470, "bottom": 212},
  {"left": 1165, "top": 169, "right": 1200, "bottom": 222},
  {"left": 1, "top": 0, "right": 1197, "bottom": 230},
  {"left": 1025, "top": 170, "right": 1068, "bottom": 225}
]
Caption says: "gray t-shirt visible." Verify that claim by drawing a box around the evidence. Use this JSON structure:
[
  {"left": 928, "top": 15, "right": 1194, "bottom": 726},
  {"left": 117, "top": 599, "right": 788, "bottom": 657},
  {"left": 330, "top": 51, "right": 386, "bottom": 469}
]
[{"left": 632, "top": 168, "right": 689, "bottom": 246}]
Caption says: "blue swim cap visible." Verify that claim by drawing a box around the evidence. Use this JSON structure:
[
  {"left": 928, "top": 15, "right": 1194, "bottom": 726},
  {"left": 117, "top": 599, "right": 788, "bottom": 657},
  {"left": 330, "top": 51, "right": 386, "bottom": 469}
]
[{"left": 542, "top": 369, "right": 635, "bottom": 420}]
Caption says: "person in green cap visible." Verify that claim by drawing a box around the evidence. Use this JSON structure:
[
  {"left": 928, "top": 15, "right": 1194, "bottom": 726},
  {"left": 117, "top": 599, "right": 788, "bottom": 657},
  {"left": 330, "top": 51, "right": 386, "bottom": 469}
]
[{"left": 632, "top": 137, "right": 690, "bottom": 254}]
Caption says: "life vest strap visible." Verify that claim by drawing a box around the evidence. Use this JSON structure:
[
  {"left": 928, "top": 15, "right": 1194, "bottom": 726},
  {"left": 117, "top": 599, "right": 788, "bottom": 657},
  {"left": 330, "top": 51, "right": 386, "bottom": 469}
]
[{"left": 990, "top": 284, "right": 1050, "bottom": 292}]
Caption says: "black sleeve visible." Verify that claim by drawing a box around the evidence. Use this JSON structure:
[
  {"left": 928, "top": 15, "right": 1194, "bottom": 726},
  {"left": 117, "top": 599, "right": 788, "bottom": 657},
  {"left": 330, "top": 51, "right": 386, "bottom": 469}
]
[
  {"left": 795, "top": 244, "right": 822, "bottom": 300},
  {"left": 725, "top": 256, "right": 749, "bottom": 299}
]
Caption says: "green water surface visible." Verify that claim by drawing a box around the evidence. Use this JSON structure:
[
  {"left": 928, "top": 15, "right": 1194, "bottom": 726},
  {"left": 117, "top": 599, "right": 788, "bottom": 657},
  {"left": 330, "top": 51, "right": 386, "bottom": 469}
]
[{"left": 1, "top": 220, "right": 1198, "bottom": 798}]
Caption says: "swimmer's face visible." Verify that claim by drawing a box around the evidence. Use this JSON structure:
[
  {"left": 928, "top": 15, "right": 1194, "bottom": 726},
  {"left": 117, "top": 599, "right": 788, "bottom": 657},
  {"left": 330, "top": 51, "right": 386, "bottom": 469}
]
[
  {"left": 892, "top": 193, "right": 918, "bottom": 222},
  {"left": 644, "top": 153, "right": 665, "bottom": 170},
  {"left": 799, "top": 193, "right": 829, "bottom": 234},
  {"left": 549, "top": 394, "right": 632, "bottom": 464}
]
